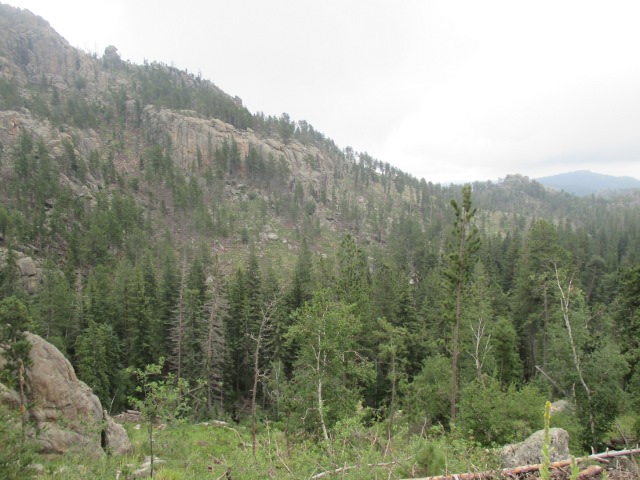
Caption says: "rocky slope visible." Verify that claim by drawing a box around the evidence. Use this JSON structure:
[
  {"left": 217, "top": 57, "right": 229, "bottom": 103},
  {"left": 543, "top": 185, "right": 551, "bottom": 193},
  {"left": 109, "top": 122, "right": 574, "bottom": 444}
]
[{"left": 0, "top": 2, "right": 341, "bottom": 211}]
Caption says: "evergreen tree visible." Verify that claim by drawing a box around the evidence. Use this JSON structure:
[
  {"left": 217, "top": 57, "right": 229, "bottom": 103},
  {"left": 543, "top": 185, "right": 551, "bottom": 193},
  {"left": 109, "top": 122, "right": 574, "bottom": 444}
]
[
  {"left": 200, "top": 262, "right": 228, "bottom": 416},
  {"left": 75, "top": 320, "right": 123, "bottom": 410},
  {"left": 226, "top": 267, "right": 246, "bottom": 394},
  {"left": 511, "top": 220, "right": 570, "bottom": 377},
  {"left": 444, "top": 184, "right": 480, "bottom": 420},
  {"left": 0, "top": 247, "right": 20, "bottom": 299},
  {"left": 287, "top": 237, "right": 313, "bottom": 311},
  {"left": 34, "top": 261, "right": 73, "bottom": 351},
  {"left": 0, "top": 296, "right": 32, "bottom": 429},
  {"left": 492, "top": 317, "right": 523, "bottom": 387}
]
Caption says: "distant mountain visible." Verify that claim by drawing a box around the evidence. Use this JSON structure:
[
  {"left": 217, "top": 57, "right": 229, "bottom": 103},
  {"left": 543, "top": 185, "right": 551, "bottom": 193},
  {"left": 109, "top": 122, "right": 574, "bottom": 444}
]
[{"left": 536, "top": 170, "right": 640, "bottom": 196}]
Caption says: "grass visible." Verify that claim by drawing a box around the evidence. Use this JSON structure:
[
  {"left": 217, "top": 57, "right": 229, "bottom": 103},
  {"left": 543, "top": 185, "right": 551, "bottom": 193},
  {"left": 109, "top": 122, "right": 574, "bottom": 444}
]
[{"left": 30, "top": 419, "right": 501, "bottom": 479}]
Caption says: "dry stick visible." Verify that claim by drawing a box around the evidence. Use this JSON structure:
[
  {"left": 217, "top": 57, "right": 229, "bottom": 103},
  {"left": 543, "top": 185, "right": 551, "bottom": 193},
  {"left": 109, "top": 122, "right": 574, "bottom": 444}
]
[
  {"left": 251, "top": 299, "right": 275, "bottom": 456},
  {"left": 534, "top": 365, "right": 570, "bottom": 398},
  {"left": 404, "top": 447, "right": 640, "bottom": 480}
]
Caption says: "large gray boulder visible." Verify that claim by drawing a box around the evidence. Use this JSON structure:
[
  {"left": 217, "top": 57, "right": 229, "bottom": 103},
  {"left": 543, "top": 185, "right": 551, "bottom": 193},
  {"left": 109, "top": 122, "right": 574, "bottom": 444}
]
[
  {"left": 500, "top": 428, "right": 570, "bottom": 468},
  {"left": 0, "top": 332, "right": 132, "bottom": 456}
]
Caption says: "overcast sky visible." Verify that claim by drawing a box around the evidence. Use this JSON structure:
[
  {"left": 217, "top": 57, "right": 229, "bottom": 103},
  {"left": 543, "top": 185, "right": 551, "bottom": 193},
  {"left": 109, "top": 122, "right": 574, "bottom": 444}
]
[{"left": 6, "top": 0, "right": 640, "bottom": 184}]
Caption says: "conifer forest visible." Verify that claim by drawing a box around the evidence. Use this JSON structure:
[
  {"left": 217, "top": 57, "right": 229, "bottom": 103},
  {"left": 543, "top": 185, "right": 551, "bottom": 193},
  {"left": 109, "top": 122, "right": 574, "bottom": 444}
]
[{"left": 0, "top": 3, "right": 639, "bottom": 479}]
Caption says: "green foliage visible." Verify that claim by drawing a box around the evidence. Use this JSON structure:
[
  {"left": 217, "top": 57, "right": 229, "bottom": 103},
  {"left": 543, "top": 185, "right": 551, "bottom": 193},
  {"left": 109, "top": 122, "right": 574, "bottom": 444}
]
[
  {"left": 127, "top": 357, "right": 191, "bottom": 478},
  {"left": 2, "top": 25, "right": 640, "bottom": 474},
  {"left": 285, "top": 290, "right": 374, "bottom": 441},
  {"left": 457, "top": 378, "right": 546, "bottom": 446},
  {"left": 492, "top": 316, "right": 523, "bottom": 386},
  {"left": 76, "top": 320, "right": 123, "bottom": 410},
  {"left": 540, "top": 401, "right": 552, "bottom": 480},
  {"left": 569, "top": 456, "right": 580, "bottom": 480},
  {"left": 34, "top": 261, "right": 74, "bottom": 346},
  {"left": 415, "top": 441, "right": 447, "bottom": 476},
  {"left": 0, "top": 404, "right": 36, "bottom": 480},
  {"left": 402, "top": 355, "right": 451, "bottom": 430},
  {"left": 128, "top": 358, "right": 190, "bottom": 424},
  {"left": 0, "top": 77, "right": 22, "bottom": 110},
  {"left": 0, "top": 296, "right": 32, "bottom": 389},
  {"left": 547, "top": 275, "right": 628, "bottom": 450}
]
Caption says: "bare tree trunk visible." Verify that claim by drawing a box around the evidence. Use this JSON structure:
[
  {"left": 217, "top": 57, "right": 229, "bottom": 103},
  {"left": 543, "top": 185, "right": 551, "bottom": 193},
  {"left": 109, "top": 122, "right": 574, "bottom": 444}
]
[
  {"left": 450, "top": 272, "right": 463, "bottom": 420},
  {"left": 313, "top": 332, "right": 330, "bottom": 443},
  {"left": 554, "top": 267, "right": 596, "bottom": 447},
  {"left": 251, "top": 299, "right": 276, "bottom": 456},
  {"left": 385, "top": 354, "right": 397, "bottom": 457},
  {"left": 469, "top": 317, "right": 491, "bottom": 384}
]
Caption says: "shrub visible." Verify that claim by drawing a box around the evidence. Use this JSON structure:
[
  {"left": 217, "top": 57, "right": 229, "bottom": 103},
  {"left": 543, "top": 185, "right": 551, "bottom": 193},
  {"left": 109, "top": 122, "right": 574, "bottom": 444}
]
[{"left": 457, "top": 378, "right": 546, "bottom": 446}]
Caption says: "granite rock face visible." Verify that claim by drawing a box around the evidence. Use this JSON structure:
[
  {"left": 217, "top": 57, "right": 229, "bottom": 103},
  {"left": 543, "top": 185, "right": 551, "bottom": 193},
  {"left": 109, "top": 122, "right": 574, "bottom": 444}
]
[
  {"left": 0, "top": 248, "right": 43, "bottom": 295},
  {"left": 0, "top": 332, "right": 132, "bottom": 456}
]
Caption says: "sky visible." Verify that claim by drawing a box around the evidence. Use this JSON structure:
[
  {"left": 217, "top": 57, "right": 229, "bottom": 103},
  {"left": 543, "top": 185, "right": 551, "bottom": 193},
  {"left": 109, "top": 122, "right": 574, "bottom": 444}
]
[{"left": 5, "top": 0, "right": 640, "bottom": 184}]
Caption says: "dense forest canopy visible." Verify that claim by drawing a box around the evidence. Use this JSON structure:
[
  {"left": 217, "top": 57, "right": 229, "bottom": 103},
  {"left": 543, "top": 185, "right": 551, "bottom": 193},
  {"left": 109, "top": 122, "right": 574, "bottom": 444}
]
[{"left": 0, "top": 3, "right": 639, "bottom": 478}]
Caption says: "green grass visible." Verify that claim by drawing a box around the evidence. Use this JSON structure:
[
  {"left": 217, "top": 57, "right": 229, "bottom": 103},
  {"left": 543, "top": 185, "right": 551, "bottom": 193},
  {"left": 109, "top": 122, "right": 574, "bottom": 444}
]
[{"left": 31, "top": 419, "right": 501, "bottom": 479}]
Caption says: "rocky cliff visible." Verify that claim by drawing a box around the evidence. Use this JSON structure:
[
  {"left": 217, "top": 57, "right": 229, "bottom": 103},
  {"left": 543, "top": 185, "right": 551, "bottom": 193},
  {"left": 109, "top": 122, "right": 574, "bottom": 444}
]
[{"left": 0, "top": 2, "right": 340, "bottom": 209}]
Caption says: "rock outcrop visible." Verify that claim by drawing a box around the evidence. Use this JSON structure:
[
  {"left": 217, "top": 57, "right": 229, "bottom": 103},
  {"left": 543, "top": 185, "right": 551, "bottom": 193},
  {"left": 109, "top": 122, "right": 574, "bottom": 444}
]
[
  {"left": 0, "top": 247, "right": 43, "bottom": 295},
  {"left": 500, "top": 428, "right": 570, "bottom": 468},
  {"left": 140, "top": 106, "right": 337, "bottom": 196},
  {"left": 0, "top": 332, "right": 132, "bottom": 456}
]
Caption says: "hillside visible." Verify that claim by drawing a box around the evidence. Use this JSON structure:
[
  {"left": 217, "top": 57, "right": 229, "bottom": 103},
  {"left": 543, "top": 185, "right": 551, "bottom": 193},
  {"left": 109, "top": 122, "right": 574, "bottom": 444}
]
[
  {"left": 536, "top": 170, "right": 640, "bottom": 196},
  {"left": 1, "top": 3, "right": 640, "bottom": 479}
]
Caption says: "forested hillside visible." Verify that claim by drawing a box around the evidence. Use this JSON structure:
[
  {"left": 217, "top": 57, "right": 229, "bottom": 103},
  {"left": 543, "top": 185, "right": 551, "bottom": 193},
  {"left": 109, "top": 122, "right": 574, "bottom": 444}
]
[{"left": 1, "top": 3, "right": 639, "bottom": 478}]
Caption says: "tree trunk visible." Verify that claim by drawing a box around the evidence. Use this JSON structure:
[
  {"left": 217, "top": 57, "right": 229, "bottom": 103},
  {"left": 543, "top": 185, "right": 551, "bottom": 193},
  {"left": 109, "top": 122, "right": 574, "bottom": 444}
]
[
  {"left": 450, "top": 272, "right": 463, "bottom": 420},
  {"left": 554, "top": 269, "right": 596, "bottom": 448},
  {"left": 543, "top": 284, "right": 548, "bottom": 369}
]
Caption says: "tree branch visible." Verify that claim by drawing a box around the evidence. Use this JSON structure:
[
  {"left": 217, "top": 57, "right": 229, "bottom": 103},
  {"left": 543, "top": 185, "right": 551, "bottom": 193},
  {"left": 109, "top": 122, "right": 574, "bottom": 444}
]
[{"left": 404, "top": 448, "right": 640, "bottom": 480}]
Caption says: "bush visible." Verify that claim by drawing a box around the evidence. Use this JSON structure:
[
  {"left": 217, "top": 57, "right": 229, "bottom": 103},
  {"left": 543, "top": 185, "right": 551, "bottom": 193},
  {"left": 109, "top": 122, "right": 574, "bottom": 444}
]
[
  {"left": 0, "top": 404, "right": 36, "bottom": 480},
  {"left": 457, "top": 378, "right": 546, "bottom": 446},
  {"left": 402, "top": 355, "right": 451, "bottom": 431}
]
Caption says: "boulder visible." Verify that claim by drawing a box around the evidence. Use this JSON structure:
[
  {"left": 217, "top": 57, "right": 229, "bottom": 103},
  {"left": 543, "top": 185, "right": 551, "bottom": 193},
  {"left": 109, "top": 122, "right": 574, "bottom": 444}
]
[
  {"left": 0, "top": 247, "right": 42, "bottom": 295},
  {"left": 103, "top": 412, "right": 132, "bottom": 455},
  {"left": 550, "top": 399, "right": 572, "bottom": 414},
  {"left": 0, "top": 333, "right": 132, "bottom": 456},
  {"left": 500, "top": 428, "right": 570, "bottom": 468}
]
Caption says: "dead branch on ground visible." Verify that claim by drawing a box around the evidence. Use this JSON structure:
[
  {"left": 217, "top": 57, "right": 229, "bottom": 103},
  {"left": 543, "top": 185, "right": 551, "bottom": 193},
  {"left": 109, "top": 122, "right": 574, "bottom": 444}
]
[{"left": 404, "top": 447, "right": 640, "bottom": 480}]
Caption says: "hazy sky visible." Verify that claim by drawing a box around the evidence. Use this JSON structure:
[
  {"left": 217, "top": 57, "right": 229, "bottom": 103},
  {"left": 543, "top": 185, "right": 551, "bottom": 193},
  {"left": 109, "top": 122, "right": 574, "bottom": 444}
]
[{"left": 5, "top": 0, "right": 640, "bottom": 184}]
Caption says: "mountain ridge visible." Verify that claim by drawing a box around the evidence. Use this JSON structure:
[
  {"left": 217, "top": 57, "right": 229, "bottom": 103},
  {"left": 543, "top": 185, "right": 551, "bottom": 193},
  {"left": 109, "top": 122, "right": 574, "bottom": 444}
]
[{"left": 536, "top": 170, "right": 640, "bottom": 196}]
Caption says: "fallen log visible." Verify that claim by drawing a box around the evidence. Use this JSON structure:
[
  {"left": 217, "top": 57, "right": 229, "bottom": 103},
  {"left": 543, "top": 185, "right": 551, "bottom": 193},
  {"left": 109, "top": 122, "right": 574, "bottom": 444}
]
[
  {"left": 575, "top": 465, "right": 604, "bottom": 479},
  {"left": 405, "top": 447, "right": 640, "bottom": 480}
]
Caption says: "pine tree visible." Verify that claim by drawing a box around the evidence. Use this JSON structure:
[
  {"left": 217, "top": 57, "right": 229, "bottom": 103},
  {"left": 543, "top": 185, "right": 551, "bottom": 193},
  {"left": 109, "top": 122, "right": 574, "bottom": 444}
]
[
  {"left": 171, "top": 258, "right": 188, "bottom": 380},
  {"left": 0, "top": 296, "right": 32, "bottom": 433},
  {"left": 34, "top": 260, "right": 73, "bottom": 349},
  {"left": 445, "top": 184, "right": 480, "bottom": 420},
  {"left": 76, "top": 320, "right": 123, "bottom": 410},
  {"left": 511, "top": 219, "right": 570, "bottom": 377},
  {"left": 201, "top": 263, "right": 228, "bottom": 416}
]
